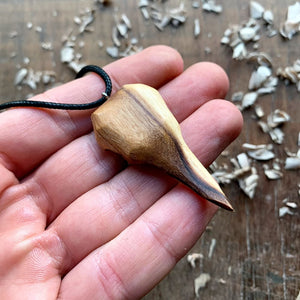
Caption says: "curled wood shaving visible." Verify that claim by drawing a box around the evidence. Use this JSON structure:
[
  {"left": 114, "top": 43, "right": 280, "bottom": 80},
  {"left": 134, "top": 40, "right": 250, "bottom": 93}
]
[
  {"left": 107, "top": 13, "right": 143, "bottom": 59},
  {"left": 14, "top": 67, "right": 56, "bottom": 90},
  {"left": 41, "top": 42, "right": 53, "bottom": 51},
  {"left": 138, "top": 1, "right": 187, "bottom": 30},
  {"left": 257, "top": 109, "right": 290, "bottom": 144},
  {"left": 285, "top": 157, "right": 300, "bottom": 170},
  {"left": 187, "top": 253, "right": 203, "bottom": 268},
  {"left": 247, "top": 148, "right": 275, "bottom": 161},
  {"left": 280, "top": 2, "right": 300, "bottom": 40},
  {"left": 279, "top": 198, "right": 299, "bottom": 217},
  {"left": 248, "top": 66, "right": 272, "bottom": 90},
  {"left": 246, "top": 52, "right": 273, "bottom": 67},
  {"left": 254, "top": 104, "right": 264, "bottom": 118},
  {"left": 78, "top": 8, "right": 95, "bottom": 34},
  {"left": 212, "top": 152, "right": 259, "bottom": 199},
  {"left": 221, "top": 2, "right": 276, "bottom": 62},
  {"left": 202, "top": 0, "right": 223, "bottom": 14},
  {"left": 277, "top": 59, "right": 300, "bottom": 92},
  {"left": 263, "top": 163, "right": 283, "bottom": 180},
  {"left": 279, "top": 206, "right": 294, "bottom": 217},
  {"left": 194, "top": 18, "right": 201, "bottom": 38},
  {"left": 14, "top": 68, "right": 28, "bottom": 85},
  {"left": 263, "top": 10, "right": 274, "bottom": 25},
  {"left": 60, "top": 32, "right": 86, "bottom": 73},
  {"left": 250, "top": 1, "right": 265, "bottom": 19},
  {"left": 194, "top": 273, "right": 211, "bottom": 297},
  {"left": 60, "top": 45, "right": 75, "bottom": 63},
  {"left": 192, "top": 1, "right": 200, "bottom": 9},
  {"left": 9, "top": 31, "right": 18, "bottom": 38},
  {"left": 208, "top": 238, "right": 216, "bottom": 259}
]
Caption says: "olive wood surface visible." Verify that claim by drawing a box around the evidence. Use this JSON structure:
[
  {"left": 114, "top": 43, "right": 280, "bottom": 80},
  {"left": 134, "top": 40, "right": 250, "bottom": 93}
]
[{"left": 0, "top": 1, "right": 299, "bottom": 299}]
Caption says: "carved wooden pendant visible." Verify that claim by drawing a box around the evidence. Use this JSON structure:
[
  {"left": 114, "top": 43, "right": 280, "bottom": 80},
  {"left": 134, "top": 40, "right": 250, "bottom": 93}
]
[{"left": 91, "top": 84, "right": 233, "bottom": 211}]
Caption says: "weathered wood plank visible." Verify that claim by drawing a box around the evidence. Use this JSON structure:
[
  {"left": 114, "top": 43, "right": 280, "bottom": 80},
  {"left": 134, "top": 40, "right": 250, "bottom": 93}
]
[{"left": 0, "top": 1, "right": 299, "bottom": 299}]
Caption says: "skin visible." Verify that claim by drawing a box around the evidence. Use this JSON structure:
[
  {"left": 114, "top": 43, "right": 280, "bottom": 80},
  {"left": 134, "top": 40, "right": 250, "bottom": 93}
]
[{"left": 0, "top": 45, "right": 243, "bottom": 299}]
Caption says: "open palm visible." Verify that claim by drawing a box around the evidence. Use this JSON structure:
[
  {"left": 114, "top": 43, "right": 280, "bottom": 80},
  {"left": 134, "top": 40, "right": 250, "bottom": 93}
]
[{"left": 0, "top": 46, "right": 242, "bottom": 299}]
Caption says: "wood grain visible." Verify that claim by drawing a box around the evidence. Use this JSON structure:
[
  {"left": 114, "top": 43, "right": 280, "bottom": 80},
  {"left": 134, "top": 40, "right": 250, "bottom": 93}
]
[
  {"left": 0, "top": 0, "right": 299, "bottom": 299},
  {"left": 92, "top": 84, "right": 232, "bottom": 210}
]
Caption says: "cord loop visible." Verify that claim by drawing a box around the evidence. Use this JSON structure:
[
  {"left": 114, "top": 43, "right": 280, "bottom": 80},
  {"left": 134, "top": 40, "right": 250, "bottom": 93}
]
[{"left": 0, "top": 65, "right": 112, "bottom": 111}]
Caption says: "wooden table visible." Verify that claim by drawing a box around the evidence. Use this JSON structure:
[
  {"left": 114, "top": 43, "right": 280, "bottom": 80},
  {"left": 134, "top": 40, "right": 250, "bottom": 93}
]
[{"left": 0, "top": 1, "right": 299, "bottom": 299}]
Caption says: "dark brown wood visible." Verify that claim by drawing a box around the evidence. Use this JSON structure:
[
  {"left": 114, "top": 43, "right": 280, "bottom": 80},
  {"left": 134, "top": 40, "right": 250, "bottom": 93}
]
[{"left": 0, "top": 1, "right": 299, "bottom": 299}]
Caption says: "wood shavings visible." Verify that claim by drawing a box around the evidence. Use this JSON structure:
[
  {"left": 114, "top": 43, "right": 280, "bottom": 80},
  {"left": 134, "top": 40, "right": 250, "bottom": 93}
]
[
  {"left": 257, "top": 109, "right": 290, "bottom": 144},
  {"left": 68, "top": 61, "right": 86, "bottom": 73},
  {"left": 236, "top": 153, "right": 259, "bottom": 198},
  {"left": 245, "top": 144, "right": 275, "bottom": 161},
  {"left": 14, "top": 68, "right": 28, "bottom": 85},
  {"left": 264, "top": 168, "right": 283, "bottom": 180},
  {"left": 23, "top": 57, "right": 30, "bottom": 65},
  {"left": 239, "top": 27, "right": 257, "bottom": 42},
  {"left": 250, "top": 1, "right": 265, "bottom": 19},
  {"left": 263, "top": 10, "right": 274, "bottom": 25},
  {"left": 138, "top": 1, "right": 187, "bottom": 30},
  {"left": 202, "top": 0, "right": 223, "bottom": 14},
  {"left": 9, "top": 31, "right": 18, "bottom": 38},
  {"left": 75, "top": 8, "right": 95, "bottom": 34},
  {"left": 232, "top": 42, "right": 247, "bottom": 60},
  {"left": 204, "top": 47, "right": 212, "bottom": 55},
  {"left": 52, "top": 10, "right": 59, "bottom": 17},
  {"left": 296, "top": 289, "right": 300, "bottom": 300},
  {"left": 285, "top": 157, "right": 300, "bottom": 170},
  {"left": 263, "top": 163, "right": 283, "bottom": 180},
  {"left": 60, "top": 32, "right": 87, "bottom": 73},
  {"left": 192, "top": 1, "right": 200, "bottom": 9},
  {"left": 231, "top": 91, "right": 244, "bottom": 102},
  {"left": 208, "top": 238, "right": 216, "bottom": 259},
  {"left": 212, "top": 153, "right": 259, "bottom": 199},
  {"left": 241, "top": 92, "right": 258, "bottom": 109},
  {"left": 221, "top": 2, "right": 276, "bottom": 62},
  {"left": 285, "top": 201, "right": 298, "bottom": 209},
  {"left": 60, "top": 45, "right": 75, "bottom": 63},
  {"left": 97, "top": 40, "right": 104, "bottom": 48},
  {"left": 105, "top": 46, "right": 118, "bottom": 58},
  {"left": 254, "top": 105, "right": 264, "bottom": 118},
  {"left": 41, "top": 42, "right": 53, "bottom": 51},
  {"left": 277, "top": 59, "right": 300, "bottom": 92},
  {"left": 279, "top": 198, "right": 299, "bottom": 217},
  {"left": 246, "top": 52, "right": 273, "bottom": 67},
  {"left": 194, "top": 18, "right": 201, "bottom": 38},
  {"left": 187, "top": 253, "right": 203, "bottom": 268},
  {"left": 138, "top": 0, "right": 149, "bottom": 7},
  {"left": 14, "top": 67, "right": 56, "bottom": 90},
  {"left": 26, "top": 22, "right": 33, "bottom": 29},
  {"left": 35, "top": 26, "right": 42, "bottom": 33},
  {"left": 10, "top": 52, "right": 17, "bottom": 59},
  {"left": 248, "top": 66, "right": 272, "bottom": 90},
  {"left": 267, "top": 109, "right": 290, "bottom": 128},
  {"left": 280, "top": 2, "right": 300, "bottom": 40},
  {"left": 279, "top": 206, "right": 294, "bottom": 217},
  {"left": 107, "top": 13, "right": 142, "bottom": 59},
  {"left": 232, "top": 66, "right": 276, "bottom": 109},
  {"left": 194, "top": 273, "right": 211, "bottom": 297}
]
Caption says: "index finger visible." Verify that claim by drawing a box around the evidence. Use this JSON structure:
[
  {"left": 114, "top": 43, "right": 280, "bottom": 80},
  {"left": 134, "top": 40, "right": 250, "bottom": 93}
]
[{"left": 0, "top": 46, "right": 183, "bottom": 178}]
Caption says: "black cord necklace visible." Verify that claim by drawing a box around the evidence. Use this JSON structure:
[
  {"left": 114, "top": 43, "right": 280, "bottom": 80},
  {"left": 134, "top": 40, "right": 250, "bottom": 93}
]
[{"left": 0, "top": 65, "right": 112, "bottom": 111}]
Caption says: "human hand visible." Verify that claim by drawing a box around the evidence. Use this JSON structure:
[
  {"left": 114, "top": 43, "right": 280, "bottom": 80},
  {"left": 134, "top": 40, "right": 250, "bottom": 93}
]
[{"left": 0, "top": 46, "right": 242, "bottom": 299}]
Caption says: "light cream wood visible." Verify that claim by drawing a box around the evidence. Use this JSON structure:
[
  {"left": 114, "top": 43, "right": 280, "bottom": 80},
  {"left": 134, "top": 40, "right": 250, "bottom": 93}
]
[{"left": 91, "top": 84, "right": 233, "bottom": 211}]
